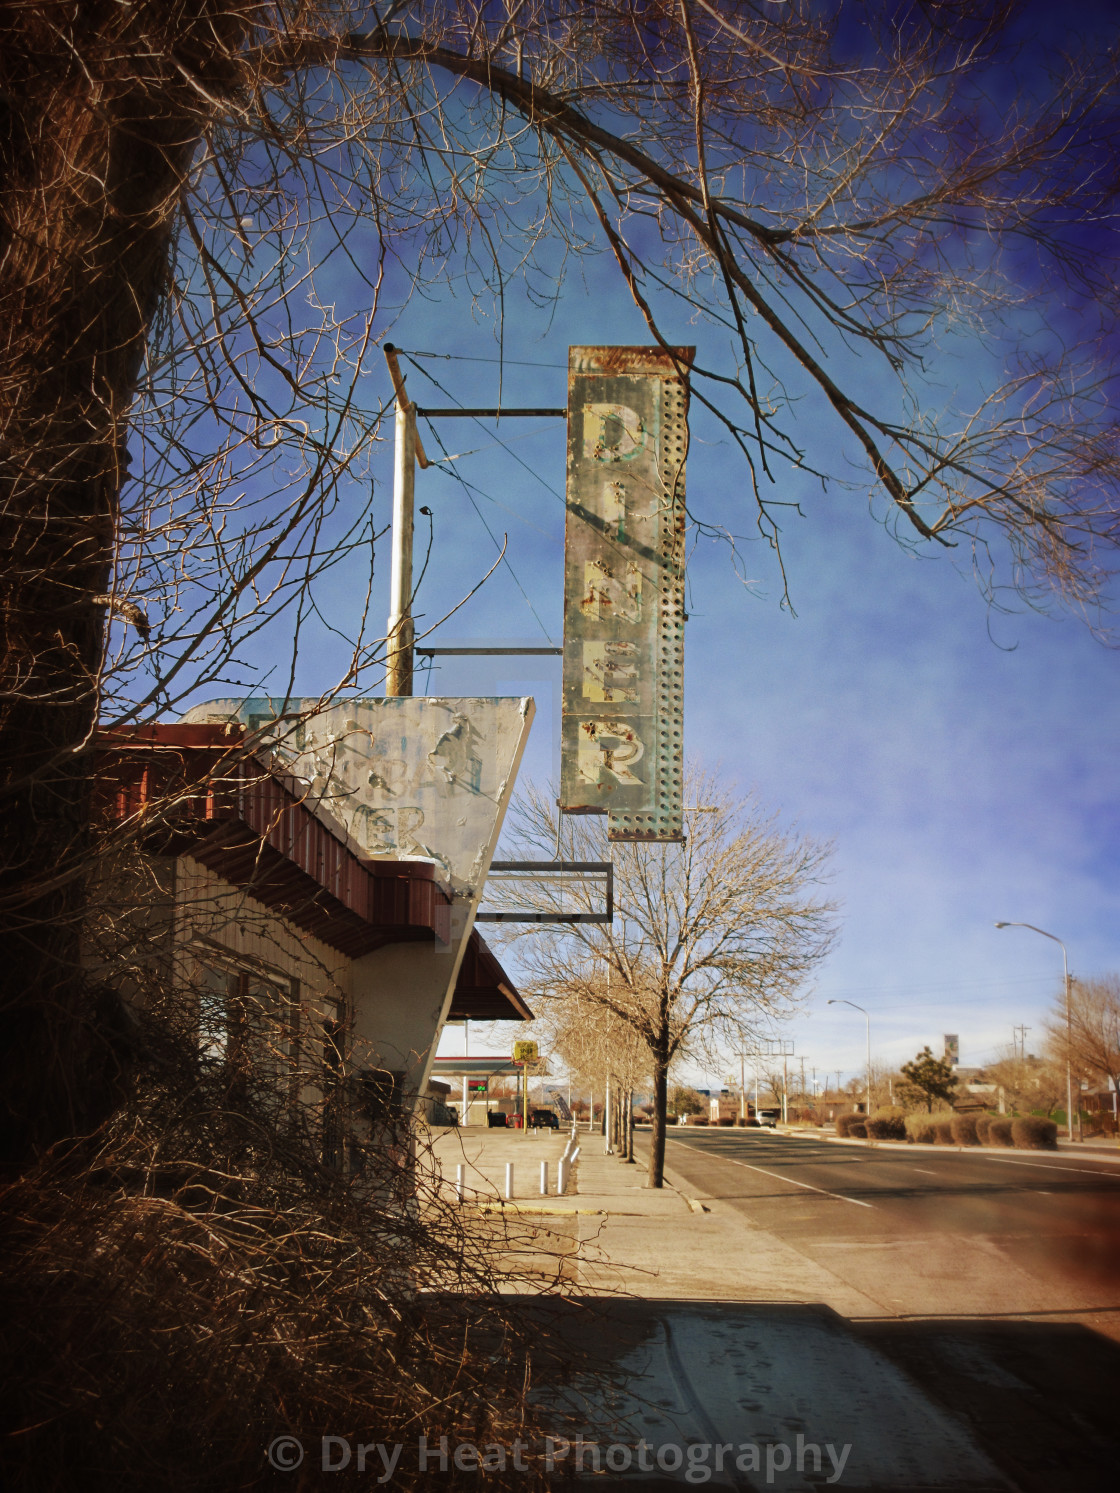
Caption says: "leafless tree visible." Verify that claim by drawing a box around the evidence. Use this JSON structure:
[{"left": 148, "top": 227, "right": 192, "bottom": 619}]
[
  {"left": 496, "top": 773, "right": 836, "bottom": 1186},
  {"left": 1045, "top": 975, "right": 1120, "bottom": 1100},
  {"left": 540, "top": 980, "right": 652, "bottom": 1159},
  {"left": 984, "top": 1046, "right": 1066, "bottom": 1118}
]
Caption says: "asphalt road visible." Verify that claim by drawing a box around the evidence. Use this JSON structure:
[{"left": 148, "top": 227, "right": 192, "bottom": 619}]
[
  {"left": 655, "top": 1129, "right": 1120, "bottom": 1491},
  {"left": 661, "top": 1128, "right": 1120, "bottom": 1327}
]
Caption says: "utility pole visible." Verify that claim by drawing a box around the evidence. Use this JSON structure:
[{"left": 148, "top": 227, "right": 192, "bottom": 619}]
[
  {"left": 383, "top": 344, "right": 430, "bottom": 697},
  {"left": 782, "top": 1053, "right": 788, "bottom": 1125}
]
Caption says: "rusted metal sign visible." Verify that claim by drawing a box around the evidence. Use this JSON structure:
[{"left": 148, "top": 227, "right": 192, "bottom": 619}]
[{"left": 561, "top": 346, "right": 692, "bottom": 841}]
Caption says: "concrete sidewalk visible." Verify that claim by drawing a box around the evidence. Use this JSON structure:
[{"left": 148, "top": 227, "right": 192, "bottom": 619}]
[
  {"left": 428, "top": 1125, "right": 882, "bottom": 1310},
  {"left": 424, "top": 1125, "right": 1119, "bottom": 1491}
]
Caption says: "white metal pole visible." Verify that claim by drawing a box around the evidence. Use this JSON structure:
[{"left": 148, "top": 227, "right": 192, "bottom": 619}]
[
  {"left": 995, "top": 923, "right": 1075, "bottom": 1142},
  {"left": 1064, "top": 950, "right": 1078, "bottom": 1142},
  {"left": 865, "top": 1014, "right": 872, "bottom": 1116},
  {"left": 604, "top": 1074, "right": 612, "bottom": 1152},
  {"left": 540, "top": 1161, "right": 548, "bottom": 1196},
  {"left": 504, "top": 1162, "right": 514, "bottom": 1200},
  {"left": 386, "top": 398, "right": 415, "bottom": 697},
  {"left": 455, "top": 1163, "right": 465, "bottom": 1202}
]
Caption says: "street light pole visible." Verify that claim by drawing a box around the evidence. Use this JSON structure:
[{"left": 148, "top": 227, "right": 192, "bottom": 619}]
[
  {"left": 382, "top": 344, "right": 431, "bottom": 698},
  {"left": 829, "top": 999, "right": 872, "bottom": 1115},
  {"left": 995, "top": 921, "right": 1076, "bottom": 1142}
]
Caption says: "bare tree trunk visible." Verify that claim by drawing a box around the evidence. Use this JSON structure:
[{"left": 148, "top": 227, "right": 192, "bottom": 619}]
[
  {"left": 625, "top": 1085, "right": 635, "bottom": 1164},
  {"left": 648, "top": 1054, "right": 669, "bottom": 1188},
  {"left": 0, "top": 4, "right": 246, "bottom": 1164}
]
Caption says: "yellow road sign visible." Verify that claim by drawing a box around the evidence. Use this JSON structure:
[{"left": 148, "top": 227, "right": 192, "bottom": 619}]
[{"left": 512, "top": 1040, "right": 539, "bottom": 1064}]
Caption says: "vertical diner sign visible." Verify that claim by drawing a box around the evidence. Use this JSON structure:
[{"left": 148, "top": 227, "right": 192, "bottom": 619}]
[{"left": 561, "top": 346, "right": 692, "bottom": 841}]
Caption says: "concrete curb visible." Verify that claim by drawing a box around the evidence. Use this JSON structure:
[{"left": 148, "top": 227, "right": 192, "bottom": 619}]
[
  {"left": 807, "top": 1131, "right": 1120, "bottom": 1163},
  {"left": 472, "top": 1201, "right": 604, "bottom": 1216}
]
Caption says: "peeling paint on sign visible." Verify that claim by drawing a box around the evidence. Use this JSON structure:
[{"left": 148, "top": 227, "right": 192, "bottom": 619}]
[
  {"left": 182, "top": 695, "right": 534, "bottom": 895},
  {"left": 561, "top": 346, "right": 691, "bottom": 841}
]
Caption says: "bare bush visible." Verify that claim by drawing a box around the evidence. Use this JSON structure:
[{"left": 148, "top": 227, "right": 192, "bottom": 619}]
[
  {"left": 1011, "top": 1116, "right": 1059, "bottom": 1151},
  {"left": 866, "top": 1110, "right": 907, "bottom": 1141}
]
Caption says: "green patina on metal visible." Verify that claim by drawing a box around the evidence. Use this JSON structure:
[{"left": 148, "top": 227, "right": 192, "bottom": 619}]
[{"left": 561, "top": 346, "right": 692, "bottom": 842}]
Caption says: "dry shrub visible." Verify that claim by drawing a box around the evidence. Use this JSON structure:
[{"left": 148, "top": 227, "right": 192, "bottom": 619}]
[
  {"left": 987, "top": 1117, "right": 1015, "bottom": 1146},
  {"left": 950, "top": 1115, "right": 979, "bottom": 1146},
  {"left": 848, "top": 1120, "right": 868, "bottom": 1139},
  {"left": 1012, "top": 1116, "right": 1058, "bottom": 1150},
  {"left": 905, "top": 1114, "right": 937, "bottom": 1143},
  {"left": 931, "top": 1117, "right": 957, "bottom": 1144},
  {"left": 835, "top": 1112, "right": 865, "bottom": 1137},
  {"left": 975, "top": 1114, "right": 994, "bottom": 1144},
  {"left": 866, "top": 1109, "right": 907, "bottom": 1141},
  {"left": 0, "top": 1015, "right": 563, "bottom": 1492}
]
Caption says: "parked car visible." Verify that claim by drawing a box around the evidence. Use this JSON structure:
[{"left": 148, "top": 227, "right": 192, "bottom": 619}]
[{"left": 529, "top": 1108, "right": 560, "bottom": 1129}]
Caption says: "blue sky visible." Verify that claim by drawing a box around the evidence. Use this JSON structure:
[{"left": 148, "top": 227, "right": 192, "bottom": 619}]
[{"left": 351, "top": 258, "right": 1119, "bottom": 1085}]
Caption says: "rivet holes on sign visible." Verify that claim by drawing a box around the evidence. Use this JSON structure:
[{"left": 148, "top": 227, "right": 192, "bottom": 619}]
[{"left": 560, "top": 346, "right": 692, "bottom": 842}]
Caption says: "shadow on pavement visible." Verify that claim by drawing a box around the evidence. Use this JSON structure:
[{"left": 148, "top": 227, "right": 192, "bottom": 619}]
[{"left": 506, "top": 1296, "right": 1120, "bottom": 1493}]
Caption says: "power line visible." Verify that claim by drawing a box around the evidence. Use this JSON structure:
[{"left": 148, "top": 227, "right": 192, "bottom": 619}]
[
  {"left": 398, "top": 348, "right": 568, "bottom": 369},
  {"left": 819, "top": 973, "right": 1056, "bottom": 1003},
  {"left": 404, "top": 355, "right": 568, "bottom": 506},
  {"left": 420, "top": 421, "right": 553, "bottom": 640}
]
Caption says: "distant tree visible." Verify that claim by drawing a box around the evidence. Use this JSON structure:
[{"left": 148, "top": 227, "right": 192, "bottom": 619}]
[
  {"left": 897, "top": 1046, "right": 959, "bottom": 1113},
  {"left": 667, "top": 1086, "right": 705, "bottom": 1120},
  {"left": 984, "top": 1049, "right": 1066, "bottom": 1118},
  {"left": 541, "top": 985, "right": 650, "bottom": 1160}
]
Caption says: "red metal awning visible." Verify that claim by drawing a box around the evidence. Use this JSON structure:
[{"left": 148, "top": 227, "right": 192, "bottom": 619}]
[
  {"left": 93, "top": 725, "right": 451, "bottom": 957},
  {"left": 448, "top": 930, "right": 533, "bottom": 1022}
]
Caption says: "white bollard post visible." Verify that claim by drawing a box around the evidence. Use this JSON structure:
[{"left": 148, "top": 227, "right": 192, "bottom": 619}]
[
  {"left": 505, "top": 1161, "right": 514, "bottom": 1200},
  {"left": 455, "top": 1163, "right": 465, "bottom": 1202},
  {"left": 557, "top": 1158, "right": 568, "bottom": 1195},
  {"left": 540, "top": 1160, "right": 549, "bottom": 1196}
]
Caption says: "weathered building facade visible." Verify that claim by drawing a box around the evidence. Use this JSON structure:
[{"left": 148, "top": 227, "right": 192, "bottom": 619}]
[{"left": 91, "top": 700, "right": 533, "bottom": 1166}]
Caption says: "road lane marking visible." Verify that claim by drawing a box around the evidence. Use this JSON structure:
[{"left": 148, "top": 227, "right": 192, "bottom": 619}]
[
  {"left": 911, "top": 1168, "right": 939, "bottom": 1176},
  {"left": 714, "top": 1153, "right": 874, "bottom": 1208},
  {"left": 972, "top": 1154, "right": 1120, "bottom": 1181}
]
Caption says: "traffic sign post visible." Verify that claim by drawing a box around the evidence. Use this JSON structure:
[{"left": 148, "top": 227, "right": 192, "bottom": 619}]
[{"left": 512, "top": 1041, "right": 539, "bottom": 1130}]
